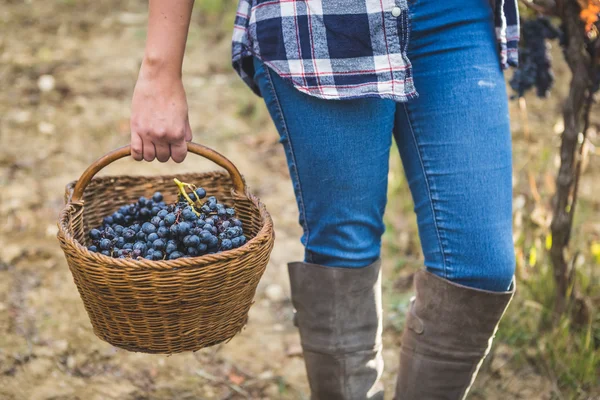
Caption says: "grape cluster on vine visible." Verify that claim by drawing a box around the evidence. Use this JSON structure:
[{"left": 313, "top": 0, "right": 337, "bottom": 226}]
[
  {"left": 87, "top": 183, "right": 246, "bottom": 261},
  {"left": 510, "top": 17, "right": 562, "bottom": 98}
]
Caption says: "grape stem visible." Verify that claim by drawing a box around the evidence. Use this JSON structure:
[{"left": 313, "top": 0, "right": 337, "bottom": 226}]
[{"left": 173, "top": 178, "right": 202, "bottom": 217}]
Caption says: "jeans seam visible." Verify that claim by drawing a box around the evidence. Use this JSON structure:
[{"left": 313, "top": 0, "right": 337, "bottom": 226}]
[
  {"left": 401, "top": 103, "right": 449, "bottom": 278},
  {"left": 262, "top": 64, "right": 311, "bottom": 253}
]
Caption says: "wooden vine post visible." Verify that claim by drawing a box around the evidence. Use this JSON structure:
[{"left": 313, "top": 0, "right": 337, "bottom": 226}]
[{"left": 547, "top": 0, "right": 597, "bottom": 318}]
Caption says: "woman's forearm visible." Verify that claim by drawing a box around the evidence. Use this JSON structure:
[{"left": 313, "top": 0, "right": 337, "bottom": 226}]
[
  {"left": 129, "top": 0, "right": 195, "bottom": 163},
  {"left": 141, "top": 0, "right": 194, "bottom": 79}
]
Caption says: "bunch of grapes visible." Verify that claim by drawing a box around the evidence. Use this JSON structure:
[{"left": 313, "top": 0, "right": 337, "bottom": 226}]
[
  {"left": 510, "top": 17, "right": 562, "bottom": 98},
  {"left": 86, "top": 183, "right": 246, "bottom": 261}
]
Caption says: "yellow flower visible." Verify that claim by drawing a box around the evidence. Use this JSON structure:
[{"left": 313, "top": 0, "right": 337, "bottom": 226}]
[{"left": 591, "top": 242, "right": 600, "bottom": 264}]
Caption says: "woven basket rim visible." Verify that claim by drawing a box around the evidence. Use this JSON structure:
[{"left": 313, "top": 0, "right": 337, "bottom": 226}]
[{"left": 57, "top": 173, "right": 274, "bottom": 271}]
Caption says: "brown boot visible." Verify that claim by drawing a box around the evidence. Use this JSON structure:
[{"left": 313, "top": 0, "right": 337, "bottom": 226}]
[
  {"left": 288, "top": 259, "right": 384, "bottom": 400},
  {"left": 394, "top": 271, "right": 515, "bottom": 400}
]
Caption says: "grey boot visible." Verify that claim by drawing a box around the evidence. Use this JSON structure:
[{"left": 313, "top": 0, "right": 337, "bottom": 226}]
[
  {"left": 288, "top": 259, "right": 384, "bottom": 400},
  {"left": 394, "top": 271, "right": 515, "bottom": 400}
]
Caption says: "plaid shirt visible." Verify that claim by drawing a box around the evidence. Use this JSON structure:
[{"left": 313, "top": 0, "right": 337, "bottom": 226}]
[{"left": 232, "top": 0, "right": 519, "bottom": 101}]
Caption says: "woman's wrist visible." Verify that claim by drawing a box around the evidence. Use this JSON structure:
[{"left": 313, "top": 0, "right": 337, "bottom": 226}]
[{"left": 140, "top": 53, "right": 182, "bottom": 80}]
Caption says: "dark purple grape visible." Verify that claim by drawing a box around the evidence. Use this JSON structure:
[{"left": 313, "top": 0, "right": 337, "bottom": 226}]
[
  {"left": 220, "top": 239, "right": 233, "bottom": 251},
  {"left": 184, "top": 235, "right": 200, "bottom": 247},
  {"left": 142, "top": 222, "right": 157, "bottom": 234},
  {"left": 89, "top": 229, "right": 101, "bottom": 240},
  {"left": 133, "top": 242, "right": 147, "bottom": 252},
  {"left": 136, "top": 231, "right": 146, "bottom": 241},
  {"left": 183, "top": 209, "right": 197, "bottom": 221},
  {"left": 198, "top": 243, "right": 207, "bottom": 253},
  {"left": 151, "top": 206, "right": 160, "bottom": 215},
  {"left": 153, "top": 239, "right": 166, "bottom": 251},
  {"left": 132, "top": 249, "right": 142, "bottom": 258},
  {"left": 168, "top": 251, "right": 184, "bottom": 260},
  {"left": 208, "top": 235, "right": 219, "bottom": 247},
  {"left": 157, "top": 226, "right": 169, "bottom": 238},
  {"left": 199, "top": 231, "right": 212, "bottom": 243},
  {"left": 178, "top": 222, "right": 191, "bottom": 236},
  {"left": 100, "top": 250, "right": 111, "bottom": 256},
  {"left": 115, "top": 237, "right": 126, "bottom": 248},
  {"left": 147, "top": 232, "right": 159, "bottom": 242},
  {"left": 113, "top": 212, "right": 124, "bottom": 224},
  {"left": 164, "top": 213, "right": 176, "bottom": 226},
  {"left": 99, "top": 238, "right": 112, "bottom": 250},
  {"left": 187, "top": 247, "right": 199, "bottom": 256},
  {"left": 88, "top": 245, "right": 98, "bottom": 252},
  {"left": 103, "top": 216, "right": 113, "bottom": 225},
  {"left": 165, "top": 242, "right": 178, "bottom": 254},
  {"left": 152, "top": 192, "right": 163, "bottom": 203},
  {"left": 195, "top": 188, "right": 206, "bottom": 199},
  {"left": 123, "top": 229, "right": 136, "bottom": 241},
  {"left": 150, "top": 216, "right": 161, "bottom": 226},
  {"left": 157, "top": 209, "right": 168, "bottom": 218},
  {"left": 123, "top": 243, "right": 133, "bottom": 250},
  {"left": 140, "top": 208, "right": 151, "bottom": 218},
  {"left": 153, "top": 250, "right": 164, "bottom": 259}
]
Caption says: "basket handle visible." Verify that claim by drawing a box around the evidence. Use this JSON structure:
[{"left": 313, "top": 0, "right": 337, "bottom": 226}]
[{"left": 70, "top": 142, "right": 246, "bottom": 203}]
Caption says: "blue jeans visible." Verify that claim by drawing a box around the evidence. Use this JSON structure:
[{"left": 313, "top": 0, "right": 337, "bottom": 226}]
[{"left": 252, "top": 0, "right": 515, "bottom": 292}]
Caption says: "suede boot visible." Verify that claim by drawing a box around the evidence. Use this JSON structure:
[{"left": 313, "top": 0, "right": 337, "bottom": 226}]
[
  {"left": 394, "top": 271, "right": 515, "bottom": 400},
  {"left": 288, "top": 259, "right": 384, "bottom": 400}
]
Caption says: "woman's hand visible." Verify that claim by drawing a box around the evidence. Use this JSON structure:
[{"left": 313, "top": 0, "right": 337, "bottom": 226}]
[
  {"left": 130, "top": 62, "right": 192, "bottom": 163},
  {"left": 130, "top": 0, "right": 194, "bottom": 163}
]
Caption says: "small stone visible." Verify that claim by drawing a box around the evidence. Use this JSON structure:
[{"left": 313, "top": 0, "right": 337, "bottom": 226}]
[
  {"left": 265, "top": 283, "right": 285, "bottom": 302},
  {"left": 12, "top": 110, "right": 31, "bottom": 124},
  {"left": 258, "top": 370, "right": 274, "bottom": 380},
  {"left": 38, "top": 122, "right": 55, "bottom": 135},
  {"left": 514, "top": 195, "right": 526, "bottom": 210},
  {"left": 52, "top": 339, "right": 68, "bottom": 353},
  {"left": 66, "top": 356, "right": 76, "bottom": 370},
  {"left": 117, "top": 12, "right": 146, "bottom": 25},
  {"left": 37, "top": 75, "right": 55, "bottom": 92},
  {"left": 46, "top": 224, "right": 58, "bottom": 237},
  {"left": 27, "top": 358, "right": 54, "bottom": 377}
]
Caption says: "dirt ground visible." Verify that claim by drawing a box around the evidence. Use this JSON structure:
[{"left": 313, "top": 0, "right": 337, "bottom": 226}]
[{"left": 0, "top": 1, "right": 597, "bottom": 399}]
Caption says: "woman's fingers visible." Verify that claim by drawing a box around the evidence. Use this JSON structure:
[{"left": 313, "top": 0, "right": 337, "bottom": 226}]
[
  {"left": 185, "top": 118, "right": 192, "bottom": 142},
  {"left": 131, "top": 131, "right": 144, "bottom": 161},
  {"left": 154, "top": 141, "right": 171, "bottom": 163},
  {"left": 142, "top": 137, "right": 156, "bottom": 162},
  {"left": 170, "top": 140, "right": 187, "bottom": 163}
]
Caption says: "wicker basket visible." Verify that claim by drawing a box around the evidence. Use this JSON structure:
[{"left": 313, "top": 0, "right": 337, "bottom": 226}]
[{"left": 57, "top": 143, "right": 275, "bottom": 354}]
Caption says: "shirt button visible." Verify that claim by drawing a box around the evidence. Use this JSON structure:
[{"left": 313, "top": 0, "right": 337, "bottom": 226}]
[{"left": 391, "top": 6, "right": 401, "bottom": 17}]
